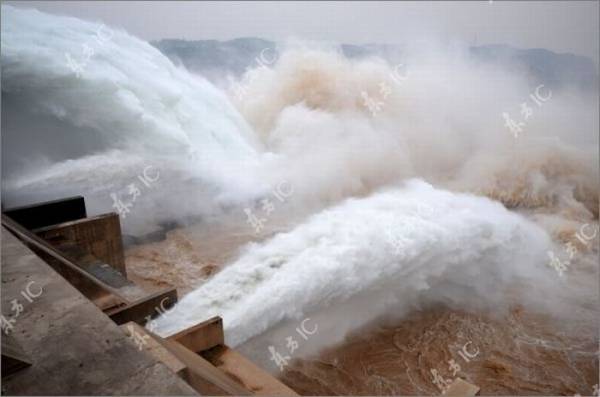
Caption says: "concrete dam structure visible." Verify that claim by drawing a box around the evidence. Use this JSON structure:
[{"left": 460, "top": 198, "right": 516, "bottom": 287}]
[
  {"left": 1, "top": 196, "right": 299, "bottom": 396},
  {"left": 2, "top": 3, "right": 597, "bottom": 395}
]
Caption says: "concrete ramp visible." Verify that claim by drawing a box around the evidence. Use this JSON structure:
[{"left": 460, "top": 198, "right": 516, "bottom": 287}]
[
  {"left": 122, "top": 318, "right": 298, "bottom": 396},
  {"left": 2, "top": 197, "right": 298, "bottom": 396},
  {"left": 1, "top": 227, "right": 197, "bottom": 395}
]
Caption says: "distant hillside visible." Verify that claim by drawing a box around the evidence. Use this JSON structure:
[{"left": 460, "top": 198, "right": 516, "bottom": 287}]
[
  {"left": 469, "top": 44, "right": 599, "bottom": 92},
  {"left": 152, "top": 37, "right": 273, "bottom": 81},
  {"left": 152, "top": 38, "right": 599, "bottom": 92}
]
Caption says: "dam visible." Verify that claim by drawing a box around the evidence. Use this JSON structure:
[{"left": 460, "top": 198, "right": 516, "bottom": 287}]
[
  {"left": 1, "top": 196, "right": 297, "bottom": 395},
  {"left": 1, "top": 3, "right": 598, "bottom": 396}
]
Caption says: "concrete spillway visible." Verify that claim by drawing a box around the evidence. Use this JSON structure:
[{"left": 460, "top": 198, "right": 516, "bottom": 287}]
[
  {"left": 1, "top": 226, "right": 196, "bottom": 395},
  {"left": 1, "top": 197, "right": 296, "bottom": 396}
]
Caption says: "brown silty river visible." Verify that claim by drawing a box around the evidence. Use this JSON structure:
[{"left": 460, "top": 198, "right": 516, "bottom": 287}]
[{"left": 125, "top": 200, "right": 599, "bottom": 396}]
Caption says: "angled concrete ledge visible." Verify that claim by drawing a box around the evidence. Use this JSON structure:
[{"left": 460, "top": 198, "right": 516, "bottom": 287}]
[{"left": 1, "top": 227, "right": 197, "bottom": 396}]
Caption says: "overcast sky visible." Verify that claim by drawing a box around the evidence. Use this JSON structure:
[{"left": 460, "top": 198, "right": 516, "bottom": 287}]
[{"left": 6, "top": 1, "right": 600, "bottom": 66}]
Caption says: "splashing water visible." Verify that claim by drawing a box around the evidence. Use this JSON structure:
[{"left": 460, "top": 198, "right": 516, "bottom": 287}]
[
  {"left": 1, "top": 5, "right": 265, "bottom": 232},
  {"left": 1, "top": 6, "right": 597, "bottom": 361},
  {"left": 153, "top": 180, "right": 555, "bottom": 348}
]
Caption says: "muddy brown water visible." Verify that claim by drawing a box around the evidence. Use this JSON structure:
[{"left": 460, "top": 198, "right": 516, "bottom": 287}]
[
  {"left": 277, "top": 307, "right": 598, "bottom": 396},
  {"left": 125, "top": 219, "right": 599, "bottom": 396}
]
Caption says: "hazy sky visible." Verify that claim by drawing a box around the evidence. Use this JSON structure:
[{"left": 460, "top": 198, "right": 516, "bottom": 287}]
[{"left": 5, "top": 1, "right": 600, "bottom": 65}]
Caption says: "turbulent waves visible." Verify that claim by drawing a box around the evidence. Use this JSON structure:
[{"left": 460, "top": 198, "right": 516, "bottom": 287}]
[
  {"left": 2, "top": 6, "right": 596, "bottom": 363},
  {"left": 153, "top": 180, "right": 554, "bottom": 350},
  {"left": 1, "top": 5, "right": 264, "bottom": 232}
]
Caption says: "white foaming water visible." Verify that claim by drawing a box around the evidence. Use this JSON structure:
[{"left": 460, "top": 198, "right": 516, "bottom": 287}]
[
  {"left": 1, "top": 6, "right": 258, "bottom": 153},
  {"left": 153, "top": 180, "right": 554, "bottom": 349},
  {"left": 2, "top": 6, "right": 596, "bottom": 357},
  {"left": 230, "top": 43, "right": 598, "bottom": 215},
  {"left": 3, "top": 6, "right": 597, "bottom": 226},
  {"left": 1, "top": 5, "right": 265, "bottom": 231}
]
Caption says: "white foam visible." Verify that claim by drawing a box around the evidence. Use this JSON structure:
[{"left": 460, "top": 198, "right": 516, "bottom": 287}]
[
  {"left": 1, "top": 5, "right": 265, "bottom": 229},
  {"left": 153, "top": 180, "right": 554, "bottom": 348}
]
